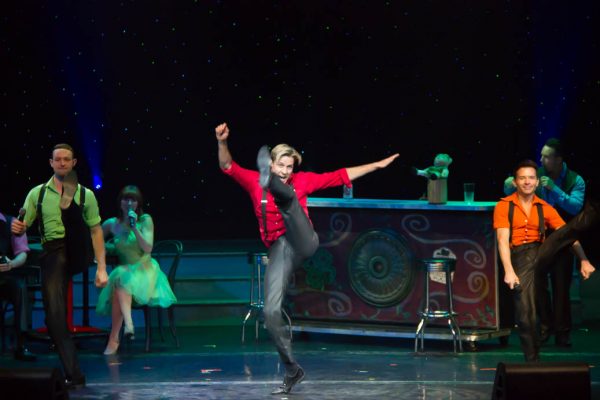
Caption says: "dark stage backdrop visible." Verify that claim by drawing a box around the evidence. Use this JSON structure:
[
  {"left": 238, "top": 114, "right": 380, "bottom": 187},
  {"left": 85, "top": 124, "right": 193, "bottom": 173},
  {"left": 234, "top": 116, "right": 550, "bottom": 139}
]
[{"left": 2, "top": 1, "right": 599, "bottom": 247}]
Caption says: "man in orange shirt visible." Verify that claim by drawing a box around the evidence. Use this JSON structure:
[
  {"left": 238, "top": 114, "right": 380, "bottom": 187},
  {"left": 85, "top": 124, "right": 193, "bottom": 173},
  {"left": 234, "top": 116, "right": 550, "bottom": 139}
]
[{"left": 493, "top": 159, "right": 594, "bottom": 362}]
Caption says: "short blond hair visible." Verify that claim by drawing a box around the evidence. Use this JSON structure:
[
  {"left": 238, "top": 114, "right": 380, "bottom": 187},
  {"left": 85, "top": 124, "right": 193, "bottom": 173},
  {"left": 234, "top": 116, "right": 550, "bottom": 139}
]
[{"left": 271, "top": 143, "right": 302, "bottom": 166}]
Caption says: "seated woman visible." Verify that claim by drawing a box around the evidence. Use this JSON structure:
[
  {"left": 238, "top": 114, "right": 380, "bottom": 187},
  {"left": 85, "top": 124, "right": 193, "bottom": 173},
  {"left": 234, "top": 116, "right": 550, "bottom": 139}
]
[{"left": 96, "top": 185, "right": 177, "bottom": 355}]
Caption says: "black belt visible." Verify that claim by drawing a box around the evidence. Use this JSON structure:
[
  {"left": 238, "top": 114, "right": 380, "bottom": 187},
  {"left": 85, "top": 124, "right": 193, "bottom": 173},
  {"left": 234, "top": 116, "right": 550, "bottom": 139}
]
[{"left": 511, "top": 242, "right": 541, "bottom": 254}]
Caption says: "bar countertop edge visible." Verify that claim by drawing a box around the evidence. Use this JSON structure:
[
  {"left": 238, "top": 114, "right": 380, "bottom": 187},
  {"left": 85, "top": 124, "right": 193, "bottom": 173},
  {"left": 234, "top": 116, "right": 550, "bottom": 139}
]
[{"left": 307, "top": 197, "right": 497, "bottom": 211}]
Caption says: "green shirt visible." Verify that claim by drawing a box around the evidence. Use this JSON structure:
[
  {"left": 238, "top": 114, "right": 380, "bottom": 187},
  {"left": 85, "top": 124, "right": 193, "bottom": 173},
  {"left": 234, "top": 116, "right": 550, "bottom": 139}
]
[{"left": 22, "top": 176, "right": 102, "bottom": 242}]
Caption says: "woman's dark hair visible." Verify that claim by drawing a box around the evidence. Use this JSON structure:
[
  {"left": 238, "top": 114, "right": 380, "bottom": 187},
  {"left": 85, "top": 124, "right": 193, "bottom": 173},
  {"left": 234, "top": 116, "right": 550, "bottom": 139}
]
[{"left": 117, "top": 185, "right": 145, "bottom": 220}]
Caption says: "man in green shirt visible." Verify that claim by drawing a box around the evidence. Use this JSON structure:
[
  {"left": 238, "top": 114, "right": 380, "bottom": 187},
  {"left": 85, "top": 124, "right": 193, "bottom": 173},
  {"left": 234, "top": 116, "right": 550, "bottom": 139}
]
[{"left": 11, "top": 143, "right": 108, "bottom": 390}]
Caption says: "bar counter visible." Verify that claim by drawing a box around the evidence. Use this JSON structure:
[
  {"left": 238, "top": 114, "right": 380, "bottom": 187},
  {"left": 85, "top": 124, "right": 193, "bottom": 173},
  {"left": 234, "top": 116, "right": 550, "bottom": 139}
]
[{"left": 287, "top": 197, "right": 509, "bottom": 344}]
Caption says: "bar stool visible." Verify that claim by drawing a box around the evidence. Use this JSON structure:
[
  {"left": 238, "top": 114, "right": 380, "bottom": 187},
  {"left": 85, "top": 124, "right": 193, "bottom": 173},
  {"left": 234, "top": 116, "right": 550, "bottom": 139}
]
[
  {"left": 414, "top": 258, "right": 463, "bottom": 353},
  {"left": 242, "top": 253, "right": 292, "bottom": 343}
]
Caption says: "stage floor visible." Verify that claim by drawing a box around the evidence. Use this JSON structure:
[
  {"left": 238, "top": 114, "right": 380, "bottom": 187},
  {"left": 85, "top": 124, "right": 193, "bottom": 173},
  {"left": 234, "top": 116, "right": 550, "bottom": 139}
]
[{"left": 2, "top": 324, "right": 600, "bottom": 399}]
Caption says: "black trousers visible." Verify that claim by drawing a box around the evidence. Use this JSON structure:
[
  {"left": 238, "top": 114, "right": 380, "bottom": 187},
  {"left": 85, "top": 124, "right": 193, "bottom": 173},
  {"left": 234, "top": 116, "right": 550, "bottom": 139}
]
[
  {"left": 511, "top": 243, "right": 541, "bottom": 362},
  {"left": 263, "top": 177, "right": 319, "bottom": 376},
  {"left": 535, "top": 199, "right": 599, "bottom": 271},
  {"left": 39, "top": 203, "right": 90, "bottom": 379},
  {"left": 536, "top": 247, "right": 573, "bottom": 337},
  {"left": 532, "top": 197, "right": 600, "bottom": 342},
  {"left": 0, "top": 275, "right": 29, "bottom": 348}
]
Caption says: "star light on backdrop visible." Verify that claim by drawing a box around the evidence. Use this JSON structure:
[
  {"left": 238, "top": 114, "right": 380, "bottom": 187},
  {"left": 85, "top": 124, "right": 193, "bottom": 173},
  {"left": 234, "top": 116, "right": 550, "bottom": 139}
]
[
  {"left": 530, "top": 4, "right": 593, "bottom": 151},
  {"left": 2, "top": 1, "right": 599, "bottom": 240}
]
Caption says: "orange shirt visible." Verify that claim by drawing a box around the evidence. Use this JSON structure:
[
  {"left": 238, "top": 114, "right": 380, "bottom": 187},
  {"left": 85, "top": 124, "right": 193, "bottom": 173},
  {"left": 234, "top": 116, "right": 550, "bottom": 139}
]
[{"left": 493, "top": 192, "right": 565, "bottom": 247}]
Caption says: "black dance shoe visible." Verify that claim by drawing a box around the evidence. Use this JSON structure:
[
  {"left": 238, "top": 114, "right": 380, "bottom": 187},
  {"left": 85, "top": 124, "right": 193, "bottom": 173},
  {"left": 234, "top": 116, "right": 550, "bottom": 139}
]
[
  {"left": 257, "top": 145, "right": 272, "bottom": 189},
  {"left": 65, "top": 374, "right": 86, "bottom": 390},
  {"left": 271, "top": 366, "right": 305, "bottom": 395}
]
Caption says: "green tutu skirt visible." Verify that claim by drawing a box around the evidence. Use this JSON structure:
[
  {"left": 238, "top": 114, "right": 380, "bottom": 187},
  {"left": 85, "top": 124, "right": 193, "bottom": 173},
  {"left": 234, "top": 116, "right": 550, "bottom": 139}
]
[{"left": 96, "top": 255, "right": 177, "bottom": 315}]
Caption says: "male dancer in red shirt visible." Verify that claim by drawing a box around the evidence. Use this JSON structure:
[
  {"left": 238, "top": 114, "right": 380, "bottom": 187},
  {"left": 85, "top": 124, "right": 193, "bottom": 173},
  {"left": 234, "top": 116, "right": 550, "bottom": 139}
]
[{"left": 215, "top": 122, "right": 398, "bottom": 394}]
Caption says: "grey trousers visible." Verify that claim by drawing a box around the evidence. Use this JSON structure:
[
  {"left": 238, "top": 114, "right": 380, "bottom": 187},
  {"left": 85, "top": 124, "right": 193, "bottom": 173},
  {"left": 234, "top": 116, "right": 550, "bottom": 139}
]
[{"left": 263, "top": 177, "right": 318, "bottom": 375}]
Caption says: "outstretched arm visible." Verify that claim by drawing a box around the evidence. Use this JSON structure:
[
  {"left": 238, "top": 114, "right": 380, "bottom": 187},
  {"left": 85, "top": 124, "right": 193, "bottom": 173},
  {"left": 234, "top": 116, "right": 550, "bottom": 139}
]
[
  {"left": 345, "top": 153, "right": 399, "bottom": 181},
  {"left": 215, "top": 122, "right": 233, "bottom": 170}
]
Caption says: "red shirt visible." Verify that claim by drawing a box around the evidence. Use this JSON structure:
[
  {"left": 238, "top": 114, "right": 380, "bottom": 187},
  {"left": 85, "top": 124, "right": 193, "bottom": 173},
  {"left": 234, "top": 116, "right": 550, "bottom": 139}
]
[
  {"left": 493, "top": 192, "right": 565, "bottom": 247},
  {"left": 222, "top": 161, "right": 351, "bottom": 247}
]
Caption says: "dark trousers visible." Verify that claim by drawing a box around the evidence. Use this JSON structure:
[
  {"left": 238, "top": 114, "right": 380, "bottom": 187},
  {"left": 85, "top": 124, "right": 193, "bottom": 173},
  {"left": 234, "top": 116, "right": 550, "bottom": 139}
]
[
  {"left": 536, "top": 248, "right": 573, "bottom": 338},
  {"left": 39, "top": 203, "right": 90, "bottom": 379},
  {"left": 535, "top": 199, "right": 599, "bottom": 270},
  {"left": 532, "top": 197, "right": 600, "bottom": 344},
  {"left": 511, "top": 243, "right": 540, "bottom": 362},
  {"left": 263, "top": 177, "right": 319, "bottom": 376},
  {"left": 0, "top": 276, "right": 28, "bottom": 348}
]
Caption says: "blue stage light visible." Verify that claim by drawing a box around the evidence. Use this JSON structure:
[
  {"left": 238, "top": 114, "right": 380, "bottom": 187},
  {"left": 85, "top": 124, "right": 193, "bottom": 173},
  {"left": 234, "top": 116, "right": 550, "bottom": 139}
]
[{"left": 93, "top": 175, "right": 102, "bottom": 190}]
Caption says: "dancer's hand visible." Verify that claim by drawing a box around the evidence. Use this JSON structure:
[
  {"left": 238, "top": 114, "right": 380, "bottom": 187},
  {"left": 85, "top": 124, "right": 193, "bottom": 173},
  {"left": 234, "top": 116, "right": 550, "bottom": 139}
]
[
  {"left": 504, "top": 270, "right": 520, "bottom": 289},
  {"left": 581, "top": 260, "right": 595, "bottom": 280},
  {"left": 215, "top": 122, "right": 229, "bottom": 142},
  {"left": 11, "top": 218, "right": 26, "bottom": 236},
  {"left": 0, "top": 256, "right": 12, "bottom": 272},
  {"left": 540, "top": 176, "right": 556, "bottom": 190},
  {"left": 128, "top": 209, "right": 138, "bottom": 226},
  {"left": 346, "top": 153, "right": 400, "bottom": 181},
  {"left": 95, "top": 269, "right": 108, "bottom": 288},
  {"left": 374, "top": 153, "right": 400, "bottom": 169}
]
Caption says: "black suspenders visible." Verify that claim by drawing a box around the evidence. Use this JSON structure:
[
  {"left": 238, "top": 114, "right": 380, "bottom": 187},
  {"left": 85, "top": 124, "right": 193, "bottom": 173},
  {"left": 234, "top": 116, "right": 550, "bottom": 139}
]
[
  {"left": 261, "top": 189, "right": 268, "bottom": 241},
  {"left": 508, "top": 201, "right": 545, "bottom": 245},
  {"left": 36, "top": 183, "right": 86, "bottom": 242}
]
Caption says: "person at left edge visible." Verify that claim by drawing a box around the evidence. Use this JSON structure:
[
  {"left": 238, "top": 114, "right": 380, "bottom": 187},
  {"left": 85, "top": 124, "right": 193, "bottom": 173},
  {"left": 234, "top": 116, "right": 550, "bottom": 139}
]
[{"left": 0, "top": 211, "right": 36, "bottom": 361}]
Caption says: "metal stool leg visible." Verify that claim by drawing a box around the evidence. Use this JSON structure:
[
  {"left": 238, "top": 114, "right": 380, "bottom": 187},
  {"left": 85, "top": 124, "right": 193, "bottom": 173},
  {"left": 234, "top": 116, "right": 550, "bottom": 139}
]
[
  {"left": 414, "top": 269, "right": 431, "bottom": 352},
  {"left": 242, "top": 308, "right": 253, "bottom": 344},
  {"left": 255, "top": 311, "right": 260, "bottom": 340},
  {"left": 242, "top": 253, "right": 267, "bottom": 344},
  {"left": 242, "top": 254, "right": 258, "bottom": 344},
  {"left": 415, "top": 317, "right": 427, "bottom": 352},
  {"left": 446, "top": 268, "right": 462, "bottom": 353}
]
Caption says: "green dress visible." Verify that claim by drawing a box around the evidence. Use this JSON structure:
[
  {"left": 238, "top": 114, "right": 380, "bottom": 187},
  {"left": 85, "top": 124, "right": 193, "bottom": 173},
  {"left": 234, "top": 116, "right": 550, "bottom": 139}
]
[{"left": 96, "top": 221, "right": 177, "bottom": 315}]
